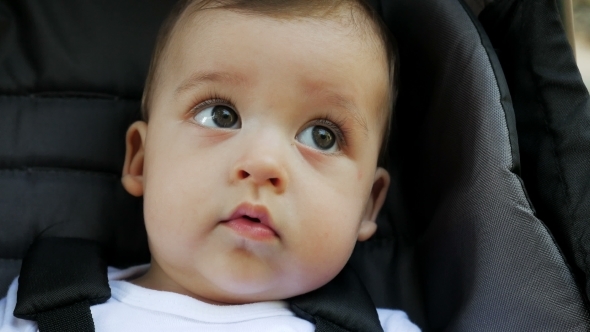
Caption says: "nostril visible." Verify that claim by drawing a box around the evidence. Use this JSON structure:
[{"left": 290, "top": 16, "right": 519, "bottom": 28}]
[
  {"left": 239, "top": 170, "right": 250, "bottom": 179},
  {"left": 270, "top": 178, "right": 279, "bottom": 187}
]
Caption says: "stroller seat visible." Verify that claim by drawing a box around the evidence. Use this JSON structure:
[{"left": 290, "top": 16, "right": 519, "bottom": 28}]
[{"left": 1, "top": 0, "right": 590, "bottom": 331}]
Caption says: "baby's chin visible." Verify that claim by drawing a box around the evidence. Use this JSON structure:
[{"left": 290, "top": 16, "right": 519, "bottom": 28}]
[{"left": 185, "top": 264, "right": 343, "bottom": 305}]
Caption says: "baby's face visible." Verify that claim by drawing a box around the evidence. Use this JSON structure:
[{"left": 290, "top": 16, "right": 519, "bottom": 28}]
[{"left": 123, "top": 9, "right": 390, "bottom": 304}]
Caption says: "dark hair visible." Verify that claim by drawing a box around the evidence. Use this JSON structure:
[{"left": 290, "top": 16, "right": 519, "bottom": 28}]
[{"left": 141, "top": 0, "right": 398, "bottom": 167}]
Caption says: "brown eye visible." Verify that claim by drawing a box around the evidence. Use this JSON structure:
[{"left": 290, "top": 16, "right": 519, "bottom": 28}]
[
  {"left": 296, "top": 124, "right": 340, "bottom": 153},
  {"left": 193, "top": 105, "right": 240, "bottom": 129},
  {"left": 312, "top": 126, "right": 335, "bottom": 150},
  {"left": 212, "top": 106, "right": 238, "bottom": 128}
]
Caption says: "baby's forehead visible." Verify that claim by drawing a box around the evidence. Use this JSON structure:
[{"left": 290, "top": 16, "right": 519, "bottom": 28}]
[
  {"left": 172, "top": 11, "right": 386, "bottom": 93},
  {"left": 170, "top": 4, "right": 385, "bottom": 54},
  {"left": 165, "top": 7, "right": 389, "bottom": 91},
  {"left": 146, "top": 3, "right": 391, "bottom": 128}
]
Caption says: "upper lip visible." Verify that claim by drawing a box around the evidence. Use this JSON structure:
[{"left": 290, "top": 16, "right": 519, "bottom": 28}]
[{"left": 225, "top": 202, "right": 279, "bottom": 236}]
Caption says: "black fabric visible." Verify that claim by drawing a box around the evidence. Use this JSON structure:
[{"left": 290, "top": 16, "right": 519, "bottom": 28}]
[
  {"left": 289, "top": 264, "right": 384, "bottom": 332},
  {"left": 0, "top": 0, "right": 168, "bottom": 288},
  {"left": 13, "top": 237, "right": 110, "bottom": 320},
  {"left": 313, "top": 318, "right": 350, "bottom": 332},
  {"left": 0, "top": 0, "right": 172, "bottom": 272},
  {"left": 479, "top": 0, "right": 590, "bottom": 303},
  {"left": 0, "top": 96, "right": 149, "bottom": 267},
  {"left": 0, "top": 96, "right": 140, "bottom": 173},
  {"left": 0, "top": 0, "right": 177, "bottom": 97},
  {"left": 37, "top": 300, "right": 95, "bottom": 332}
]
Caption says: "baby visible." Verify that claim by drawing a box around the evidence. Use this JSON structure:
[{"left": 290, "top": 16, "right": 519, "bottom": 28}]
[{"left": 0, "top": 0, "right": 419, "bottom": 330}]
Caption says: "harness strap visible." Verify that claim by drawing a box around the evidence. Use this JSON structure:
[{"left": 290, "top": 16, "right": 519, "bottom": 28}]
[
  {"left": 289, "top": 264, "right": 384, "bottom": 332},
  {"left": 14, "top": 237, "right": 110, "bottom": 332},
  {"left": 36, "top": 300, "right": 95, "bottom": 332},
  {"left": 15, "top": 238, "right": 382, "bottom": 332}
]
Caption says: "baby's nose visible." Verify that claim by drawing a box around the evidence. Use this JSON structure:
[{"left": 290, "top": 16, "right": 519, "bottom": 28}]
[
  {"left": 230, "top": 138, "right": 289, "bottom": 193},
  {"left": 233, "top": 160, "right": 286, "bottom": 191}
]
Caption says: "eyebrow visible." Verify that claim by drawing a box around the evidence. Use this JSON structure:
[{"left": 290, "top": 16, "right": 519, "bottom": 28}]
[{"left": 175, "top": 70, "right": 249, "bottom": 96}]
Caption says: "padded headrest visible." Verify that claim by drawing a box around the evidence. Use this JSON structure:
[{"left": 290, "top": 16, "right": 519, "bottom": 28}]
[
  {"left": 480, "top": 0, "right": 590, "bottom": 303},
  {"left": 0, "top": 0, "right": 175, "bottom": 97},
  {"left": 350, "top": 0, "right": 590, "bottom": 329},
  {"left": 0, "top": 0, "right": 177, "bottom": 280}
]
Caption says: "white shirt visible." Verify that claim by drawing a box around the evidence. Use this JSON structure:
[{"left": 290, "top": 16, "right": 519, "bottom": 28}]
[{"left": 0, "top": 265, "right": 420, "bottom": 332}]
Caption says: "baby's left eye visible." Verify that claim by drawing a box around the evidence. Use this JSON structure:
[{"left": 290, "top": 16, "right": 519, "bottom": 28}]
[{"left": 296, "top": 125, "right": 340, "bottom": 153}]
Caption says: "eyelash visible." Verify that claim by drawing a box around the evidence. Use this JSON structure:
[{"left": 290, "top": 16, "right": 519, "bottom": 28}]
[
  {"left": 188, "top": 91, "right": 237, "bottom": 117},
  {"left": 187, "top": 92, "right": 350, "bottom": 149}
]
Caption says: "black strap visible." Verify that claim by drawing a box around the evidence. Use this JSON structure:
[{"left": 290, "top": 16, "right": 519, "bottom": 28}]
[
  {"left": 37, "top": 300, "right": 95, "bottom": 332},
  {"left": 314, "top": 317, "right": 351, "bottom": 332},
  {"left": 15, "top": 238, "right": 381, "bottom": 331},
  {"left": 289, "top": 264, "right": 384, "bottom": 332},
  {"left": 14, "top": 237, "right": 110, "bottom": 332}
]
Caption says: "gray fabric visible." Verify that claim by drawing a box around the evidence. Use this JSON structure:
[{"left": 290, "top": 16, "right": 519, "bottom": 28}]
[
  {"left": 479, "top": 0, "right": 590, "bottom": 304},
  {"left": 371, "top": 0, "right": 590, "bottom": 330}
]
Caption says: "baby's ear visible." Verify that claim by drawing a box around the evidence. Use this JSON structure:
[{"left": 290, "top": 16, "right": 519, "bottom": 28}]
[
  {"left": 121, "top": 121, "right": 148, "bottom": 197},
  {"left": 357, "top": 167, "right": 390, "bottom": 241}
]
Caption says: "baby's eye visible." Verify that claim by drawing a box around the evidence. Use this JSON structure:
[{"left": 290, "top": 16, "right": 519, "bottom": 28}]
[
  {"left": 296, "top": 125, "right": 339, "bottom": 153},
  {"left": 193, "top": 105, "right": 240, "bottom": 129}
]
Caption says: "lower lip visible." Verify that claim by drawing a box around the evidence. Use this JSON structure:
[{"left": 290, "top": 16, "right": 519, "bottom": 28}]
[{"left": 224, "top": 218, "right": 277, "bottom": 241}]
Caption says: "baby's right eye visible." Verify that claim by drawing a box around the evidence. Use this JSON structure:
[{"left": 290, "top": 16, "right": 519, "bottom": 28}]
[{"left": 193, "top": 105, "right": 241, "bottom": 129}]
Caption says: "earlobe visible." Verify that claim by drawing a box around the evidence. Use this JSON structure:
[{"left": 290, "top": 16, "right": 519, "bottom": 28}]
[
  {"left": 357, "top": 167, "right": 391, "bottom": 241},
  {"left": 121, "top": 121, "right": 148, "bottom": 197}
]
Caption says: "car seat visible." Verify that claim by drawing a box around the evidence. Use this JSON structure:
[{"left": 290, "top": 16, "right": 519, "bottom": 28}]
[
  {"left": 1, "top": 0, "right": 589, "bottom": 331},
  {"left": 478, "top": 0, "right": 590, "bottom": 304}
]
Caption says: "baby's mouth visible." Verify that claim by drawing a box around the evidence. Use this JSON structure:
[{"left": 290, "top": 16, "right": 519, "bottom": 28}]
[
  {"left": 223, "top": 203, "right": 279, "bottom": 240},
  {"left": 242, "top": 216, "right": 260, "bottom": 223},
  {"left": 224, "top": 216, "right": 277, "bottom": 241}
]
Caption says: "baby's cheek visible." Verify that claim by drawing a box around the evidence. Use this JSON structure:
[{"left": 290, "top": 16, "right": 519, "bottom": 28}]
[
  {"left": 299, "top": 222, "right": 357, "bottom": 265},
  {"left": 295, "top": 239, "right": 355, "bottom": 292}
]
